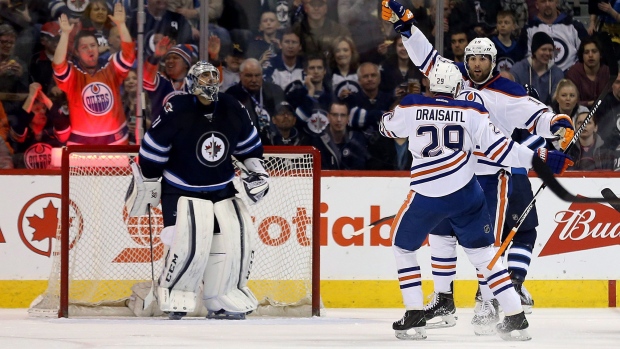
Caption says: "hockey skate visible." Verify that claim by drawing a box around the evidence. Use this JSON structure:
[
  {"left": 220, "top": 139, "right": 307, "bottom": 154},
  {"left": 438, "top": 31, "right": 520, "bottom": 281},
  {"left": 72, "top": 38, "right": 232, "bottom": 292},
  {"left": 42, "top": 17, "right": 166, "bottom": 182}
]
[
  {"left": 206, "top": 309, "right": 247, "bottom": 320},
  {"left": 496, "top": 311, "right": 531, "bottom": 341},
  {"left": 513, "top": 280, "right": 534, "bottom": 314},
  {"left": 167, "top": 311, "right": 187, "bottom": 320},
  {"left": 423, "top": 292, "right": 457, "bottom": 329},
  {"left": 471, "top": 299, "right": 499, "bottom": 335},
  {"left": 393, "top": 310, "right": 427, "bottom": 340},
  {"left": 474, "top": 286, "right": 482, "bottom": 313}
]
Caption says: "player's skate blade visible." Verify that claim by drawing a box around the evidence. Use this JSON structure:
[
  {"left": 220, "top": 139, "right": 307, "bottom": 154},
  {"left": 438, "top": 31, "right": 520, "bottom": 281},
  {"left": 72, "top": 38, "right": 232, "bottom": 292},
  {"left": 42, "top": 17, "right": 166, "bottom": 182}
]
[
  {"left": 393, "top": 310, "right": 427, "bottom": 340},
  {"left": 496, "top": 312, "right": 532, "bottom": 341},
  {"left": 426, "top": 314, "right": 457, "bottom": 329},
  {"left": 207, "top": 309, "right": 247, "bottom": 320}
]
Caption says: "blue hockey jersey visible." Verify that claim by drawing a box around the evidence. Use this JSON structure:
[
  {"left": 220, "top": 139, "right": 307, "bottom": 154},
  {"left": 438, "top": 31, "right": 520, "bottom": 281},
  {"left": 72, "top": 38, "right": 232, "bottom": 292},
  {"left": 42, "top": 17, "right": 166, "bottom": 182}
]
[{"left": 139, "top": 93, "right": 263, "bottom": 192}]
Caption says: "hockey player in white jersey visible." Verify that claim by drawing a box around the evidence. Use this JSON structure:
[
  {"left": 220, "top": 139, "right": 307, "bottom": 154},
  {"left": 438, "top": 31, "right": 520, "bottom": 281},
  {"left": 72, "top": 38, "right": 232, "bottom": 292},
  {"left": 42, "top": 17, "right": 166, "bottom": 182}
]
[
  {"left": 382, "top": 61, "right": 572, "bottom": 341},
  {"left": 382, "top": 0, "right": 575, "bottom": 331}
]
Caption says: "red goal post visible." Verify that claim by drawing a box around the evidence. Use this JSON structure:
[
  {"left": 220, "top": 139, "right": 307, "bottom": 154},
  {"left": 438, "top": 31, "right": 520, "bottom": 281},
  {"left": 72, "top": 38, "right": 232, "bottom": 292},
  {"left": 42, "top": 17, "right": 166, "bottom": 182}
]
[{"left": 28, "top": 145, "right": 321, "bottom": 318}]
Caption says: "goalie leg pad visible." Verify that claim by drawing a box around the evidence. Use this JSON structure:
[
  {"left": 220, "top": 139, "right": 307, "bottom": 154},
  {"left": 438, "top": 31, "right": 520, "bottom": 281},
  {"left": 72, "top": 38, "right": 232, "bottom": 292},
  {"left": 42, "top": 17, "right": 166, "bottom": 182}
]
[
  {"left": 158, "top": 196, "right": 214, "bottom": 313},
  {"left": 203, "top": 198, "right": 258, "bottom": 315}
]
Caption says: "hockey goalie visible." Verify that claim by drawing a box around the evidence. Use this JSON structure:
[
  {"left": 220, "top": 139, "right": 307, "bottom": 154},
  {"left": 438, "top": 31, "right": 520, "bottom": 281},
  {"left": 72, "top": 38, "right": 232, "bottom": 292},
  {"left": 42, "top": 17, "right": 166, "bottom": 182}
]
[{"left": 124, "top": 61, "right": 269, "bottom": 320}]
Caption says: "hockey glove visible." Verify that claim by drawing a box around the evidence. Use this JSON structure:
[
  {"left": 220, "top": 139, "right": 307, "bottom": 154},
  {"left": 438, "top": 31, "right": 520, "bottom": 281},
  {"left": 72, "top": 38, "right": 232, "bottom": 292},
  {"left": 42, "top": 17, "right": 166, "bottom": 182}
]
[
  {"left": 550, "top": 114, "right": 575, "bottom": 151},
  {"left": 241, "top": 172, "right": 269, "bottom": 204},
  {"left": 382, "top": 0, "right": 414, "bottom": 37},
  {"left": 537, "top": 148, "right": 574, "bottom": 174},
  {"left": 382, "top": 0, "right": 414, "bottom": 23}
]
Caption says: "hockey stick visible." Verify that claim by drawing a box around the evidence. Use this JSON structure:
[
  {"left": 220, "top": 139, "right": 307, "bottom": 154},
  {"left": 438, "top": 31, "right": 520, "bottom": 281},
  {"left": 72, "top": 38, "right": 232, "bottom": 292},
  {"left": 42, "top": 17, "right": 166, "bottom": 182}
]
[
  {"left": 142, "top": 203, "right": 157, "bottom": 310},
  {"left": 347, "top": 215, "right": 396, "bottom": 237},
  {"left": 601, "top": 188, "right": 620, "bottom": 212},
  {"left": 530, "top": 156, "right": 620, "bottom": 206},
  {"left": 486, "top": 74, "right": 616, "bottom": 270}
]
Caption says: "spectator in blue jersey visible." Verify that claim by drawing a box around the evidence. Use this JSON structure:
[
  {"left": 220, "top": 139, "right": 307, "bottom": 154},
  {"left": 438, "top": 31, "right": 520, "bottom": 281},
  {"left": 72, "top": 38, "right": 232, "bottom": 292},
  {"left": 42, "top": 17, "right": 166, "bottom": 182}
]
[
  {"left": 128, "top": 0, "right": 193, "bottom": 56},
  {"left": 284, "top": 53, "right": 332, "bottom": 134},
  {"left": 521, "top": 0, "right": 588, "bottom": 72},
  {"left": 143, "top": 36, "right": 199, "bottom": 120},
  {"left": 311, "top": 101, "right": 368, "bottom": 170},
  {"left": 263, "top": 29, "right": 304, "bottom": 91},
  {"left": 267, "top": 101, "right": 311, "bottom": 145},
  {"left": 329, "top": 36, "right": 360, "bottom": 101},
  {"left": 9, "top": 83, "right": 64, "bottom": 169},
  {"left": 343, "top": 62, "right": 395, "bottom": 143},
  {"left": 226, "top": 58, "right": 285, "bottom": 145},
  {"left": 379, "top": 36, "right": 425, "bottom": 99},
  {"left": 512, "top": 31, "right": 564, "bottom": 105},
  {"left": 492, "top": 10, "right": 527, "bottom": 72}
]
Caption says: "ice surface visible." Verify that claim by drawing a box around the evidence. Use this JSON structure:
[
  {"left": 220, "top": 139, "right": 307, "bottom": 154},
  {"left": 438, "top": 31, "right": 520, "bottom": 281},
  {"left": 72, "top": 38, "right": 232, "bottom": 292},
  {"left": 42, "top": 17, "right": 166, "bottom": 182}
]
[{"left": 1, "top": 308, "right": 619, "bottom": 348}]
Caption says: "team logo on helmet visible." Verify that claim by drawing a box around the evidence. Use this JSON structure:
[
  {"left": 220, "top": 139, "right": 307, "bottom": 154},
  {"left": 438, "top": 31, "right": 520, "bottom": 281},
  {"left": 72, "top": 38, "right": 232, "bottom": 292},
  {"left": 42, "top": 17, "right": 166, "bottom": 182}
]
[
  {"left": 196, "top": 131, "right": 229, "bottom": 167},
  {"left": 82, "top": 82, "right": 113, "bottom": 115}
]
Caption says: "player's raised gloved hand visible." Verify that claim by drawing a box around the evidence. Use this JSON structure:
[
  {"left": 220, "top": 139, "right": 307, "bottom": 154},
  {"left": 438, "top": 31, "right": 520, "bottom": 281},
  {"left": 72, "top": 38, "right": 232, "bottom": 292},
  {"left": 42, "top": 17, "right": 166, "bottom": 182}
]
[
  {"left": 536, "top": 148, "right": 574, "bottom": 174},
  {"left": 550, "top": 114, "right": 575, "bottom": 150},
  {"left": 382, "top": 0, "right": 415, "bottom": 38},
  {"left": 241, "top": 172, "right": 270, "bottom": 204}
]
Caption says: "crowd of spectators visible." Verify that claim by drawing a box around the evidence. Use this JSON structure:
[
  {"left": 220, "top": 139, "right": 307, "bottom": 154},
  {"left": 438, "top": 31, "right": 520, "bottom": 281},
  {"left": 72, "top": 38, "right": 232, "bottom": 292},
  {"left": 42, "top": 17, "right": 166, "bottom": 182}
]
[{"left": 0, "top": 0, "right": 620, "bottom": 171}]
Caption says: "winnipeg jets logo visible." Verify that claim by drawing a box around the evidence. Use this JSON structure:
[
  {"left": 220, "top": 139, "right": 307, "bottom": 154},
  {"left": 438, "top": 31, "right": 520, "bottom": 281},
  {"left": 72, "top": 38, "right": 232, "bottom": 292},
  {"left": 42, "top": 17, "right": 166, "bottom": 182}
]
[{"left": 196, "top": 131, "right": 229, "bottom": 167}]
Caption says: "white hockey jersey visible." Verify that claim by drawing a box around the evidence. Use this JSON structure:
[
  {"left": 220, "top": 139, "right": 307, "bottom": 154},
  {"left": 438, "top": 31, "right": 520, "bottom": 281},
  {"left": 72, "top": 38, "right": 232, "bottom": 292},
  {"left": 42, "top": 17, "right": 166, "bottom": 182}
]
[
  {"left": 402, "top": 29, "right": 557, "bottom": 175},
  {"left": 380, "top": 94, "right": 535, "bottom": 197}
]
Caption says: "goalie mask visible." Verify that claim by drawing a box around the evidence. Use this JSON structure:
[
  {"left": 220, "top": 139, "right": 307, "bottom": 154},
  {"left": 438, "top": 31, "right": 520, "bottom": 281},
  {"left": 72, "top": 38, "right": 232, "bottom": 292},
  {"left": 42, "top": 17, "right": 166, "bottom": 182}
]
[
  {"left": 429, "top": 60, "right": 463, "bottom": 98},
  {"left": 464, "top": 38, "right": 497, "bottom": 85},
  {"left": 187, "top": 61, "right": 220, "bottom": 102}
]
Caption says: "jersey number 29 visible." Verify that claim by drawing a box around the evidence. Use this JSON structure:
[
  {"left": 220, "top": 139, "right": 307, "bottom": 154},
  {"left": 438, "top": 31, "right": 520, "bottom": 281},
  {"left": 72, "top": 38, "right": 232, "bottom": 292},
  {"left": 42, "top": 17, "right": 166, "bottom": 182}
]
[{"left": 417, "top": 124, "right": 464, "bottom": 157}]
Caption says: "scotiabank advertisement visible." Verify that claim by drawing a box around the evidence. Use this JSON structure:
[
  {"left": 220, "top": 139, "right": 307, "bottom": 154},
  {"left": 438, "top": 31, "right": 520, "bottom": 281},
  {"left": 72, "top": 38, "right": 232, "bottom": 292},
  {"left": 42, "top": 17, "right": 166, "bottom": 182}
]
[{"left": 0, "top": 172, "right": 619, "bottom": 281}]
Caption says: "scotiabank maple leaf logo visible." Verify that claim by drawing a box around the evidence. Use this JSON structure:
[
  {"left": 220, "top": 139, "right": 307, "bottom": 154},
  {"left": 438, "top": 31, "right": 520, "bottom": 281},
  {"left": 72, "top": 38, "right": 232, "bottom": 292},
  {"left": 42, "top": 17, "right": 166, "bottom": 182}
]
[
  {"left": 27, "top": 202, "right": 58, "bottom": 242},
  {"left": 539, "top": 200, "right": 620, "bottom": 257}
]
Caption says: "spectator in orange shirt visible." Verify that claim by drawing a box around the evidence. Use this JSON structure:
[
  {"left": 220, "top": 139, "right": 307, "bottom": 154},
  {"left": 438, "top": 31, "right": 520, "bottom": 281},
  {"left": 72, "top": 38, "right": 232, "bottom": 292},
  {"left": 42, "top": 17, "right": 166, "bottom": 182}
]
[{"left": 52, "top": 3, "right": 135, "bottom": 145}]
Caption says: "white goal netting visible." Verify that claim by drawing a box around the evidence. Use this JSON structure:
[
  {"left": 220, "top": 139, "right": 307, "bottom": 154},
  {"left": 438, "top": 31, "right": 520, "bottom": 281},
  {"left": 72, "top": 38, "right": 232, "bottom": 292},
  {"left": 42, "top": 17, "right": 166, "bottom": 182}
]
[{"left": 28, "top": 146, "right": 320, "bottom": 317}]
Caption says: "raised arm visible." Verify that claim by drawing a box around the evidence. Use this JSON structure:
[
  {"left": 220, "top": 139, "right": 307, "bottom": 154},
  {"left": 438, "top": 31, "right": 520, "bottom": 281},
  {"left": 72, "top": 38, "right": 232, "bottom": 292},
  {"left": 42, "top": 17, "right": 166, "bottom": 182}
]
[{"left": 53, "top": 14, "right": 74, "bottom": 66}]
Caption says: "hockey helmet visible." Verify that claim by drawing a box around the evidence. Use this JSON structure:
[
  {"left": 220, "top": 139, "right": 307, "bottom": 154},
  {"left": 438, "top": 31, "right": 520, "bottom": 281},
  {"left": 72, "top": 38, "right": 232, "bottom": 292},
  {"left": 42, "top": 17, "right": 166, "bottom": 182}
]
[
  {"left": 464, "top": 37, "right": 497, "bottom": 84},
  {"left": 186, "top": 61, "right": 220, "bottom": 102},
  {"left": 429, "top": 60, "right": 463, "bottom": 98}
]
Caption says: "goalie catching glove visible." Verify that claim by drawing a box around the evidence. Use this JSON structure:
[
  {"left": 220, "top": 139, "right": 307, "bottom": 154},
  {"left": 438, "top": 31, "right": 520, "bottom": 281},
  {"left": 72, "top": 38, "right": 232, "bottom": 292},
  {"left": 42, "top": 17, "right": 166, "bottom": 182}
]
[
  {"left": 536, "top": 148, "right": 574, "bottom": 174},
  {"left": 125, "top": 162, "right": 161, "bottom": 216},
  {"left": 237, "top": 157, "right": 270, "bottom": 204},
  {"left": 550, "top": 114, "right": 575, "bottom": 151}
]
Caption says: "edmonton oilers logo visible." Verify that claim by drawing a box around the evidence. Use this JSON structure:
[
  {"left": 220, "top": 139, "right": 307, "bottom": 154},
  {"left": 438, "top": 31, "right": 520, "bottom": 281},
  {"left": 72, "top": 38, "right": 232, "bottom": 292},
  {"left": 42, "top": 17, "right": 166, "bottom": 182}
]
[{"left": 82, "top": 82, "right": 113, "bottom": 115}]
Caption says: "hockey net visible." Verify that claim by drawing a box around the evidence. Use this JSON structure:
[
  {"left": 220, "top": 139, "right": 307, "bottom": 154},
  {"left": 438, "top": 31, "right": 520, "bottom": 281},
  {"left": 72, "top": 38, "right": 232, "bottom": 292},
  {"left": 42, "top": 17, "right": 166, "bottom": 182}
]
[{"left": 28, "top": 145, "right": 321, "bottom": 318}]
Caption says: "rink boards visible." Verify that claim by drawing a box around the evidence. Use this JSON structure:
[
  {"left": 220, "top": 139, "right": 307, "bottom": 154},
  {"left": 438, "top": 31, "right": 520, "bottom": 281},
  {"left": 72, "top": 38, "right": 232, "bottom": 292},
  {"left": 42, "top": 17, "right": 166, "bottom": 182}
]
[{"left": 0, "top": 170, "right": 619, "bottom": 308}]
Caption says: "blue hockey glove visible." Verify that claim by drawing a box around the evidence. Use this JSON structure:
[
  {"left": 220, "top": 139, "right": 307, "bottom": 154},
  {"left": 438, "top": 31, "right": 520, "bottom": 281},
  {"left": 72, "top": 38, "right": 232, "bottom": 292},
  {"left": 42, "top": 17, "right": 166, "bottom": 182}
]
[{"left": 537, "top": 148, "right": 574, "bottom": 174}]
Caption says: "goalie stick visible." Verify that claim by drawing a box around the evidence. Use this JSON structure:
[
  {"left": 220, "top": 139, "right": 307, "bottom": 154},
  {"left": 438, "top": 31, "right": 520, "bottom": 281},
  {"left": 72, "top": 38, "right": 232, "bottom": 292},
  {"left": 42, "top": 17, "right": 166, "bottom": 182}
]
[{"left": 142, "top": 203, "right": 157, "bottom": 310}]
